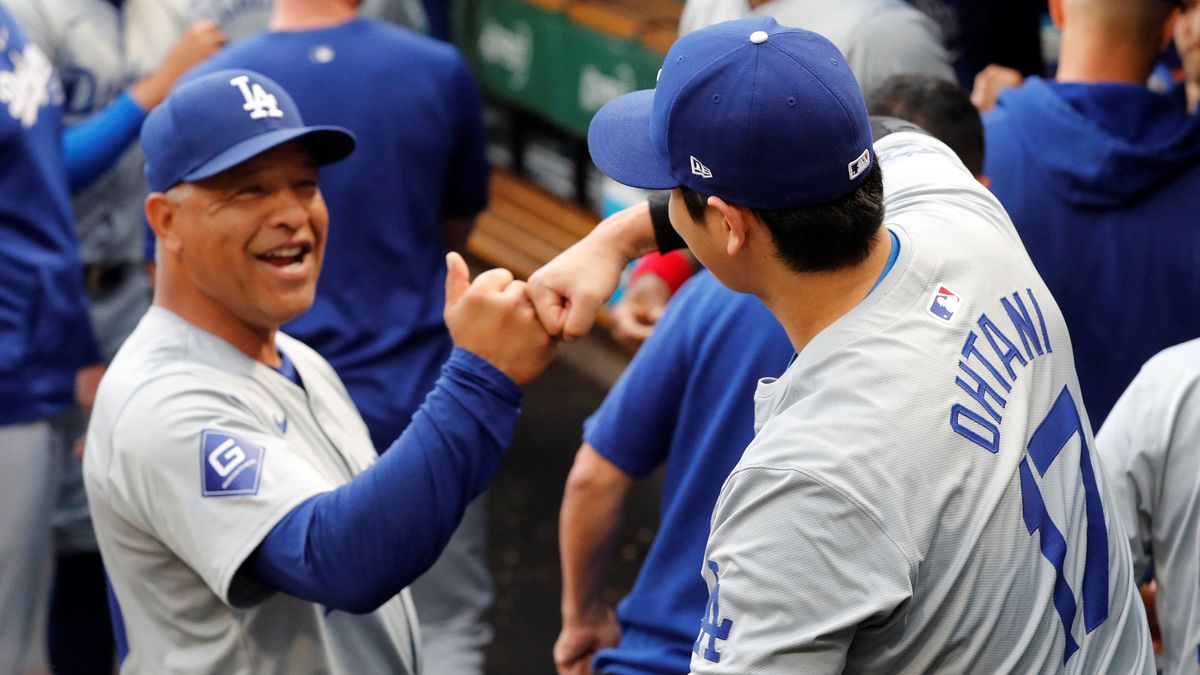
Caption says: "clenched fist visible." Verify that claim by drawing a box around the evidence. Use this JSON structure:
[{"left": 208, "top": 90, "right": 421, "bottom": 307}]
[{"left": 444, "top": 252, "right": 556, "bottom": 385}]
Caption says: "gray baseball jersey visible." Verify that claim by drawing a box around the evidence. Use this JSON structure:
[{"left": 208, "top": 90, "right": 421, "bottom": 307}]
[
  {"left": 691, "top": 132, "right": 1153, "bottom": 673},
  {"left": 1097, "top": 338, "right": 1200, "bottom": 675},
  {"left": 83, "top": 307, "right": 420, "bottom": 674}
]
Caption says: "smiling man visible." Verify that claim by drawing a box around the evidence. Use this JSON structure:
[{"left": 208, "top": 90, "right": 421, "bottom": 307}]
[{"left": 82, "top": 69, "right": 555, "bottom": 673}]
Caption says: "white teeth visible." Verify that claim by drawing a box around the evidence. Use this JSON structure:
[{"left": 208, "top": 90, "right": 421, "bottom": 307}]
[{"left": 263, "top": 246, "right": 302, "bottom": 258}]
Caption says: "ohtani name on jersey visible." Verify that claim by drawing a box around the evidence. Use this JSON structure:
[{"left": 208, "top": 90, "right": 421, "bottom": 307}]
[{"left": 949, "top": 288, "right": 1052, "bottom": 453}]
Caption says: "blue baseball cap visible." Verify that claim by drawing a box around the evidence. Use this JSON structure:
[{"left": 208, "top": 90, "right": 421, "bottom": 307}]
[
  {"left": 588, "top": 17, "right": 874, "bottom": 210},
  {"left": 141, "top": 69, "right": 356, "bottom": 193}
]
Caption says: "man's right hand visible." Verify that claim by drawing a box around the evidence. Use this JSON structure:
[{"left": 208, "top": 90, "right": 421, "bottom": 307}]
[
  {"left": 444, "top": 252, "right": 555, "bottom": 385},
  {"left": 554, "top": 609, "right": 621, "bottom": 675},
  {"left": 130, "top": 20, "right": 227, "bottom": 110}
]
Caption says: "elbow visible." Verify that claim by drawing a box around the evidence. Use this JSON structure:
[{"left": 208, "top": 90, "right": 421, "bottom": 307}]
[
  {"left": 325, "top": 585, "right": 397, "bottom": 615},
  {"left": 564, "top": 457, "right": 628, "bottom": 501}
]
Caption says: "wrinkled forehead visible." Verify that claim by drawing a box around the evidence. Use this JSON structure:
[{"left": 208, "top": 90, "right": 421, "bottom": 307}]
[{"left": 191, "top": 142, "right": 319, "bottom": 191}]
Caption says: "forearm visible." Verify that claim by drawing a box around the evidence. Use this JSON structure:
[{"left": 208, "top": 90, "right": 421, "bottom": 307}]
[
  {"left": 61, "top": 92, "right": 147, "bottom": 192},
  {"left": 592, "top": 199, "right": 661, "bottom": 265},
  {"left": 559, "top": 444, "right": 633, "bottom": 621},
  {"left": 246, "top": 348, "right": 522, "bottom": 613}
]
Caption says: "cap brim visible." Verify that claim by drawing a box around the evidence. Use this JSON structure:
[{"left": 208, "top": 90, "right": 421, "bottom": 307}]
[
  {"left": 183, "top": 125, "right": 357, "bottom": 184},
  {"left": 587, "top": 90, "right": 677, "bottom": 190}
]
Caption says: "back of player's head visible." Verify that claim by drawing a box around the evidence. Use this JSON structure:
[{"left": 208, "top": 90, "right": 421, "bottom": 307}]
[
  {"left": 867, "top": 75, "right": 984, "bottom": 176},
  {"left": 588, "top": 17, "right": 874, "bottom": 210},
  {"left": 588, "top": 17, "right": 884, "bottom": 273}
]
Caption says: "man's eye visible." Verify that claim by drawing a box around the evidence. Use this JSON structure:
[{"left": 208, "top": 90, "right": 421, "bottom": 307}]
[
  {"left": 236, "top": 185, "right": 264, "bottom": 197},
  {"left": 295, "top": 179, "right": 318, "bottom": 191}
]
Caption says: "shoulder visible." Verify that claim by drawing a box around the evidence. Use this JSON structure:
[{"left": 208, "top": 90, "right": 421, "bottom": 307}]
[
  {"left": 1103, "top": 338, "right": 1200, "bottom": 435},
  {"left": 92, "top": 311, "right": 264, "bottom": 447},
  {"left": 1136, "top": 338, "right": 1200, "bottom": 386},
  {"left": 358, "top": 18, "right": 462, "bottom": 64},
  {"left": 713, "top": 461, "right": 916, "bottom": 571}
]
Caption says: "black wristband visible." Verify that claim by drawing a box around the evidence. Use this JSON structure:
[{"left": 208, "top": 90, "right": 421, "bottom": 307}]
[{"left": 648, "top": 192, "right": 687, "bottom": 253}]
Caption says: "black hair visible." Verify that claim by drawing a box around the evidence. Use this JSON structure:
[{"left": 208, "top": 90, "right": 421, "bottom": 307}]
[
  {"left": 680, "top": 163, "right": 885, "bottom": 274},
  {"left": 867, "top": 74, "right": 984, "bottom": 176}
]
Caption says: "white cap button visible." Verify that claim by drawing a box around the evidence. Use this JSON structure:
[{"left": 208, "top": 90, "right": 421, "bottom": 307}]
[{"left": 750, "top": 30, "right": 768, "bottom": 44}]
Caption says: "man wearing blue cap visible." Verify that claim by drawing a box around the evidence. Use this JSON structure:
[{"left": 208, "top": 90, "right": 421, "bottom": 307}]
[
  {"left": 82, "top": 69, "right": 554, "bottom": 673},
  {"left": 530, "top": 17, "right": 1153, "bottom": 672}
]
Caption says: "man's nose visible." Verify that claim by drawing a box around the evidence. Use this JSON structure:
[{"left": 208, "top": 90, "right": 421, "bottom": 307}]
[{"left": 269, "top": 188, "right": 311, "bottom": 229}]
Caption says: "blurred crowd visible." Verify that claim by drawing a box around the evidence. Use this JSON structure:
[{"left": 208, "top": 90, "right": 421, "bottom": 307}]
[{"left": 3, "top": 0, "right": 1200, "bottom": 673}]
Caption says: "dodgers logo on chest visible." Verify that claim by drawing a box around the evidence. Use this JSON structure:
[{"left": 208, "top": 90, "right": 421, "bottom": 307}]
[{"left": 0, "top": 31, "right": 58, "bottom": 128}]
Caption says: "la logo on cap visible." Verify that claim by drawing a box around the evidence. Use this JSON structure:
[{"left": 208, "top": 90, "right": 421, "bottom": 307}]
[
  {"left": 230, "top": 75, "right": 283, "bottom": 120},
  {"left": 690, "top": 155, "right": 713, "bottom": 179}
]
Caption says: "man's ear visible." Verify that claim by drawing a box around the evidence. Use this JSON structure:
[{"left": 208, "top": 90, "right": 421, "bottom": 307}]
[
  {"left": 145, "top": 191, "right": 182, "bottom": 254},
  {"left": 707, "top": 196, "right": 752, "bottom": 257},
  {"left": 1163, "top": 9, "right": 1181, "bottom": 52},
  {"left": 1048, "top": 0, "right": 1064, "bottom": 29}
]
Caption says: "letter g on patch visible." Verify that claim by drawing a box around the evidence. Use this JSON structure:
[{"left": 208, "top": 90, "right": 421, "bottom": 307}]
[{"left": 200, "top": 430, "right": 265, "bottom": 497}]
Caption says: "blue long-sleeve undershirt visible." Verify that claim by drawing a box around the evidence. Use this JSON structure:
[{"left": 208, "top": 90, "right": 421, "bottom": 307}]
[
  {"left": 244, "top": 348, "right": 522, "bottom": 614},
  {"left": 62, "top": 92, "right": 146, "bottom": 193}
]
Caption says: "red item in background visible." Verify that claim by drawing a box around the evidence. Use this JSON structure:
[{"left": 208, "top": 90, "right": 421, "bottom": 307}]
[{"left": 630, "top": 251, "right": 695, "bottom": 295}]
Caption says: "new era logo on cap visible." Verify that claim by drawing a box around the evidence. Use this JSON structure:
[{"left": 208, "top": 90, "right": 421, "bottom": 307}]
[{"left": 690, "top": 156, "right": 713, "bottom": 179}]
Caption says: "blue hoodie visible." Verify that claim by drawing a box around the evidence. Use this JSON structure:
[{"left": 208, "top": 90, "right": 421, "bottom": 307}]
[{"left": 985, "top": 77, "right": 1200, "bottom": 428}]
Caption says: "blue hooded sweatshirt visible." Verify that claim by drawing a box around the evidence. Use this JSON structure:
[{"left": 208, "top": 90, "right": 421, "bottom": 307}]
[{"left": 985, "top": 77, "right": 1200, "bottom": 428}]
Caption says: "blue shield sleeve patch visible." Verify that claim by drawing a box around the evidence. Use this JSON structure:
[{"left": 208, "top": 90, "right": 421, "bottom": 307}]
[{"left": 200, "top": 430, "right": 265, "bottom": 497}]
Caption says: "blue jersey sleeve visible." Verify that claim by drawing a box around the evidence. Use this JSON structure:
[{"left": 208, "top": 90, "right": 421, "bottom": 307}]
[
  {"left": 244, "top": 347, "right": 521, "bottom": 614},
  {"left": 584, "top": 278, "right": 701, "bottom": 477},
  {"left": 441, "top": 55, "right": 490, "bottom": 219},
  {"left": 61, "top": 92, "right": 146, "bottom": 192}
]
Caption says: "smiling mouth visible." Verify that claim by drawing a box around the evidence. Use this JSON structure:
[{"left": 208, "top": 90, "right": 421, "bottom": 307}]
[{"left": 257, "top": 244, "right": 312, "bottom": 268}]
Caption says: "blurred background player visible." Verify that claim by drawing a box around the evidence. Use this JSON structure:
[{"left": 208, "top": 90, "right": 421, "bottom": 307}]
[
  {"left": 1097, "top": 339, "right": 1200, "bottom": 675},
  {"left": 88, "top": 69, "right": 554, "bottom": 673},
  {"left": 555, "top": 73, "right": 988, "bottom": 675},
  {"left": 866, "top": 74, "right": 986, "bottom": 180},
  {"left": 0, "top": 5, "right": 102, "bottom": 673},
  {"left": 983, "top": 0, "right": 1200, "bottom": 429},
  {"left": 173, "top": 0, "right": 494, "bottom": 671},
  {"left": 1, "top": 2, "right": 227, "bottom": 670}
]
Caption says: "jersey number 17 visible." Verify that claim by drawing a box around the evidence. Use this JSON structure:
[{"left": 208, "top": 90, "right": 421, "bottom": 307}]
[{"left": 1019, "top": 386, "right": 1108, "bottom": 664}]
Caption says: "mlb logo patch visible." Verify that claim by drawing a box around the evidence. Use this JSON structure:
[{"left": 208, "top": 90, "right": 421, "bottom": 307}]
[
  {"left": 200, "top": 430, "right": 264, "bottom": 497},
  {"left": 927, "top": 285, "right": 962, "bottom": 322},
  {"left": 847, "top": 148, "right": 871, "bottom": 180}
]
